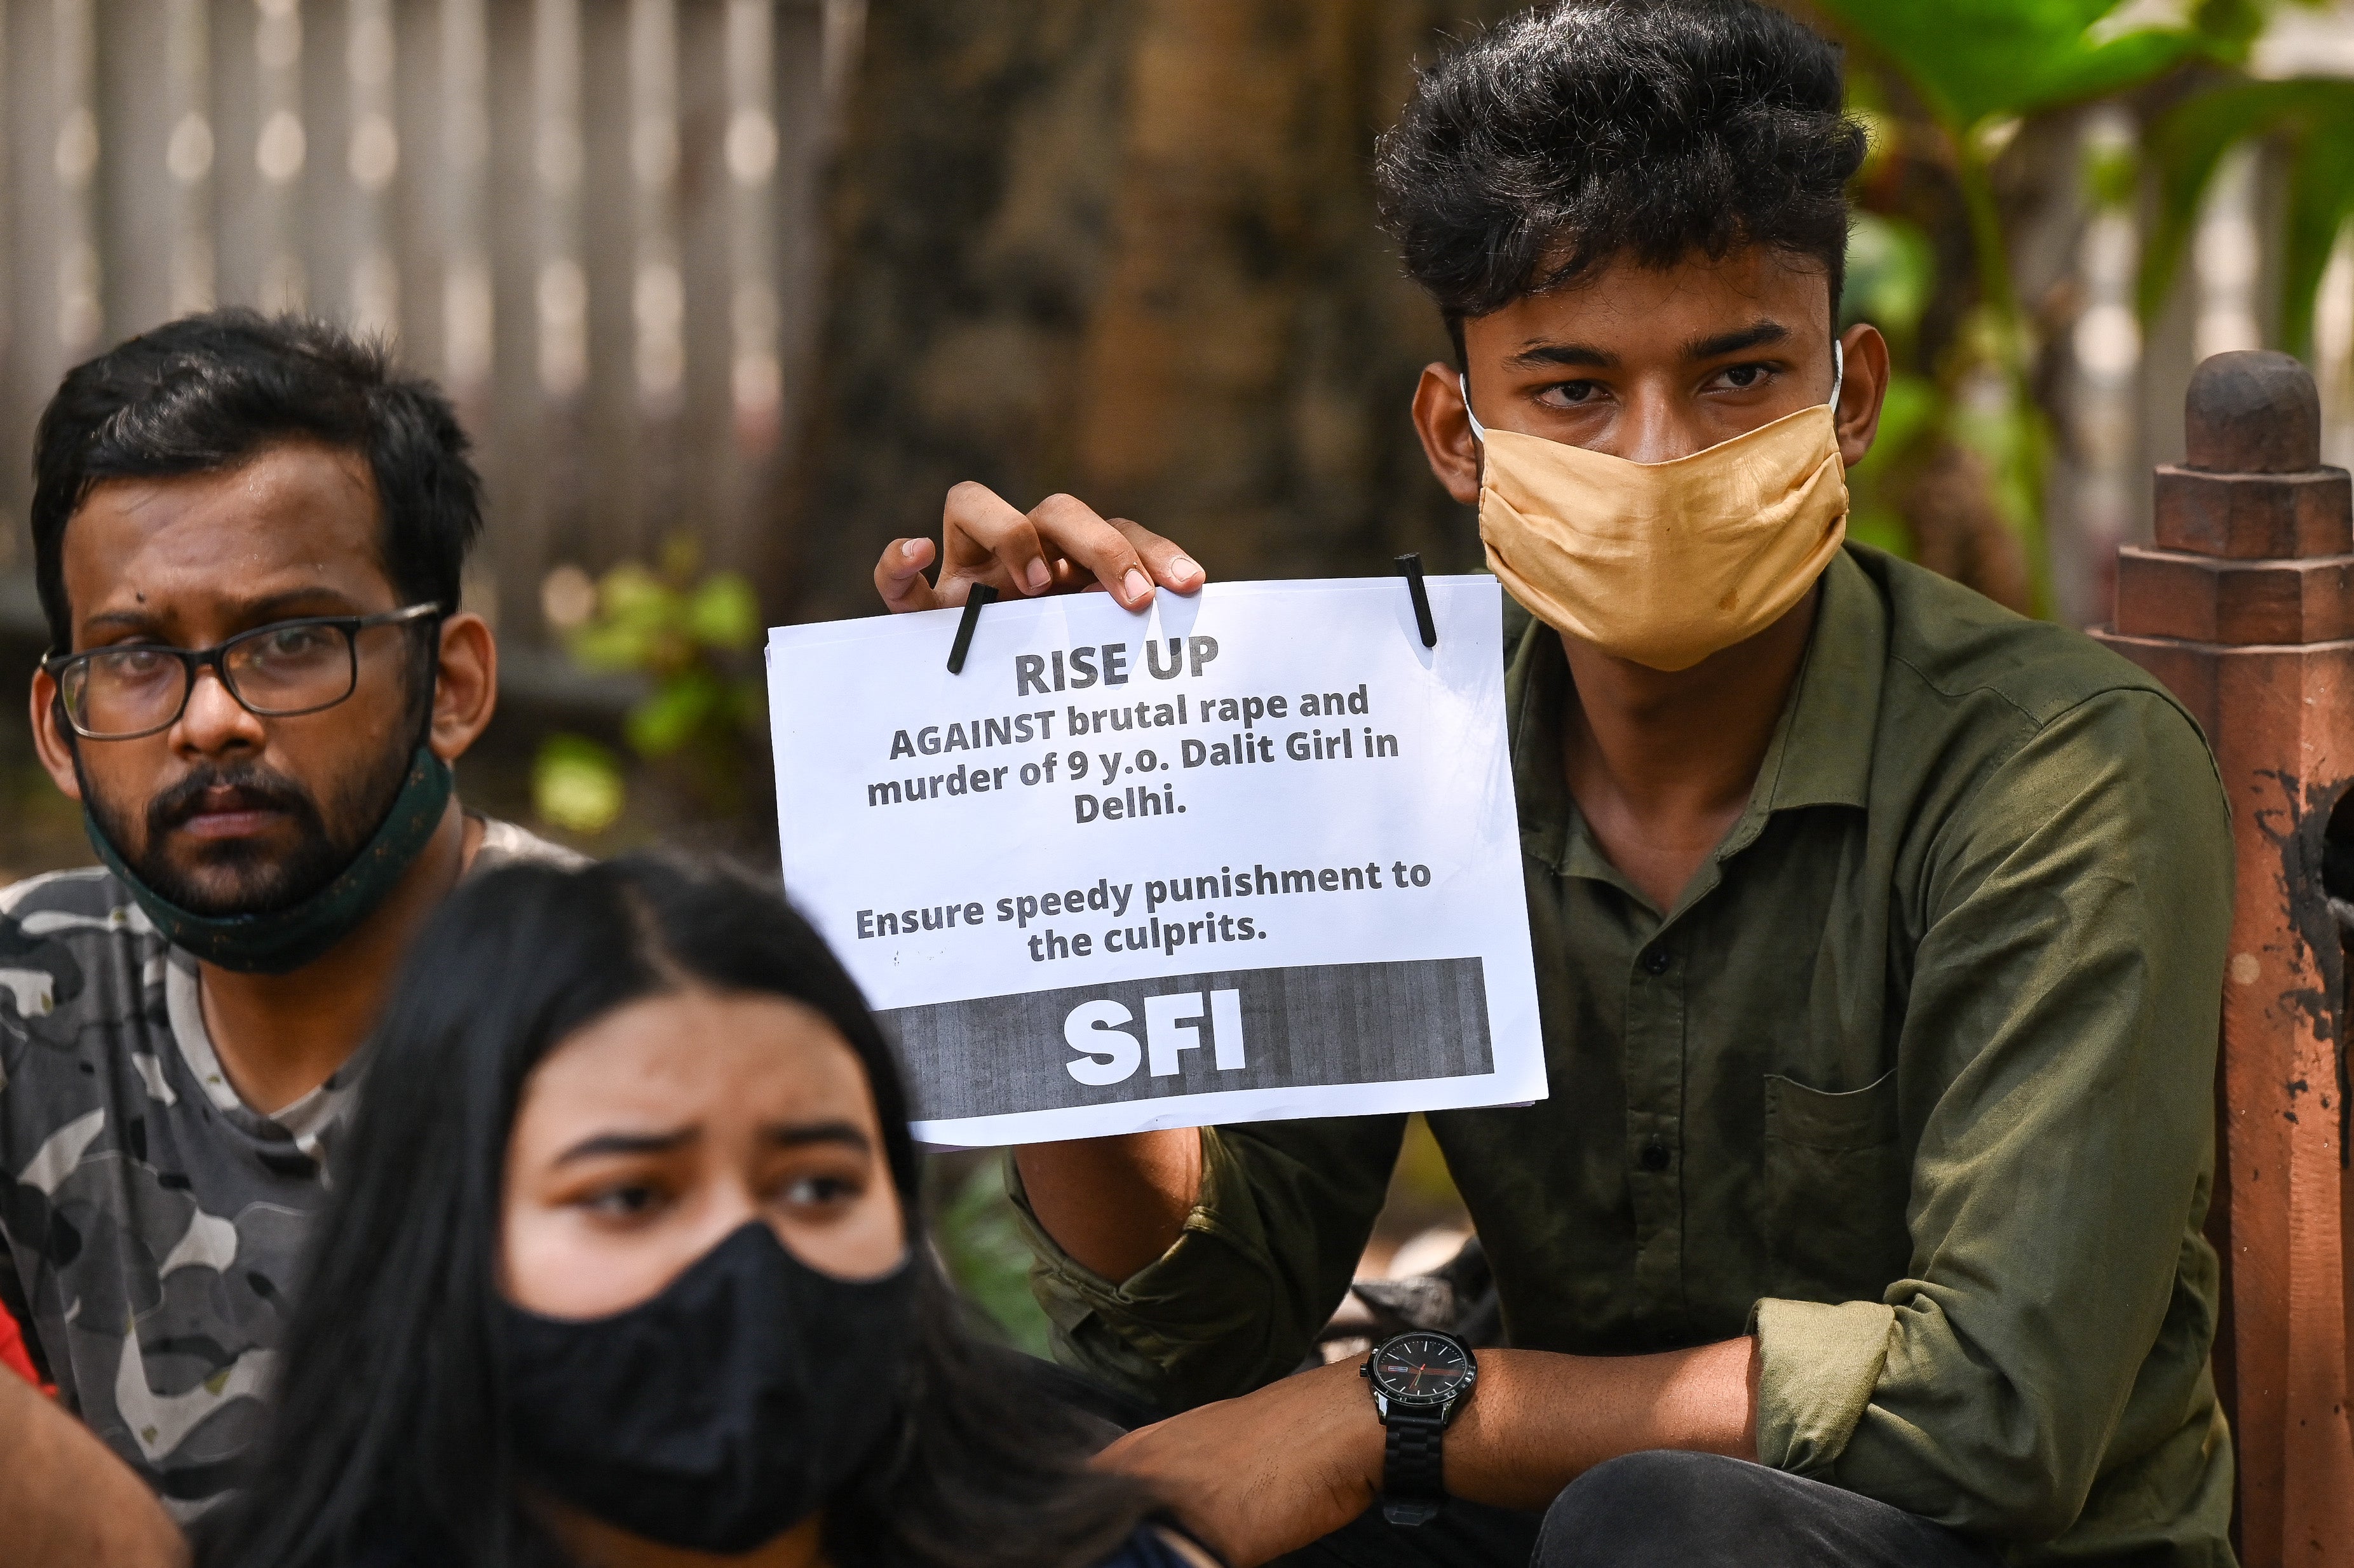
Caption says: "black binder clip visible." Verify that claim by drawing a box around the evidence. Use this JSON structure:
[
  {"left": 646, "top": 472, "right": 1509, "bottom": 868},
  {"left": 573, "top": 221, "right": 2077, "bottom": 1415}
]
[
  {"left": 1396, "top": 553, "right": 1438, "bottom": 647},
  {"left": 946, "top": 583, "right": 998, "bottom": 675}
]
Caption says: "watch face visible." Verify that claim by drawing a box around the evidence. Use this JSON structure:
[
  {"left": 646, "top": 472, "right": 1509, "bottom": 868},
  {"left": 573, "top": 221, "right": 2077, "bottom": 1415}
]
[{"left": 1369, "top": 1332, "right": 1475, "bottom": 1407}]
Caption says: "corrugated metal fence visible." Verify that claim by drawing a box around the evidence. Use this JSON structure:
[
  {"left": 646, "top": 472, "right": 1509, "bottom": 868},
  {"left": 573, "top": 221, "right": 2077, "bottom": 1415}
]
[{"left": 0, "top": 0, "right": 854, "bottom": 651}]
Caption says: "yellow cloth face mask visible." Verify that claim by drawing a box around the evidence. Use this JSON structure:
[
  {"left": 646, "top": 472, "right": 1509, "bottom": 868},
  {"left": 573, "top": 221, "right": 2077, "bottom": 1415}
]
[{"left": 1465, "top": 344, "right": 1849, "bottom": 673}]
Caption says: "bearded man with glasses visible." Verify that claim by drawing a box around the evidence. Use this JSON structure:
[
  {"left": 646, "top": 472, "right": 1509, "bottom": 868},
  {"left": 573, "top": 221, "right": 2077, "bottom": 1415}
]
[{"left": 0, "top": 311, "right": 575, "bottom": 1564}]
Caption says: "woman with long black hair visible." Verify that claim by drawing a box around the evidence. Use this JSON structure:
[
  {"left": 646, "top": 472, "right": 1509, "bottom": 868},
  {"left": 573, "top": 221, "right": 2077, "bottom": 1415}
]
[{"left": 198, "top": 855, "right": 1213, "bottom": 1568}]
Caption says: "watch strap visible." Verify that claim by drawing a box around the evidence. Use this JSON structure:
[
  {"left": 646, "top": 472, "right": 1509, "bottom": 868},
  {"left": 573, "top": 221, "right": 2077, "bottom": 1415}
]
[{"left": 1380, "top": 1409, "right": 1448, "bottom": 1527}]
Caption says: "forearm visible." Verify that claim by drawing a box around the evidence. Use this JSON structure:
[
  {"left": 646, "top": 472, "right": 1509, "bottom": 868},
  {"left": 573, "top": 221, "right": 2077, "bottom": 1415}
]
[
  {"left": 1095, "top": 1337, "right": 1761, "bottom": 1564},
  {"left": 1017, "top": 1120, "right": 1405, "bottom": 1410},
  {"left": 0, "top": 1374, "right": 186, "bottom": 1567},
  {"left": 1015, "top": 1129, "right": 1205, "bottom": 1281},
  {"left": 1444, "top": 1339, "right": 1759, "bottom": 1509}
]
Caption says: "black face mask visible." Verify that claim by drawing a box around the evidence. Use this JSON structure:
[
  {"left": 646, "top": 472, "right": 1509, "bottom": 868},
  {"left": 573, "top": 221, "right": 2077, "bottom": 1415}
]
[{"left": 498, "top": 1220, "right": 916, "bottom": 1555}]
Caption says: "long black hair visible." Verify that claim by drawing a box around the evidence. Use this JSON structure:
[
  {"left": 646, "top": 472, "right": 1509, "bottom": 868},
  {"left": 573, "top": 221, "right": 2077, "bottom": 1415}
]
[{"left": 199, "top": 855, "right": 1153, "bottom": 1568}]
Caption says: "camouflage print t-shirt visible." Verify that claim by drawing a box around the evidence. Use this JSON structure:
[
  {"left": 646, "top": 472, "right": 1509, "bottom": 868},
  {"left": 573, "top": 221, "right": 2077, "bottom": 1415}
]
[{"left": 0, "top": 819, "right": 579, "bottom": 1520}]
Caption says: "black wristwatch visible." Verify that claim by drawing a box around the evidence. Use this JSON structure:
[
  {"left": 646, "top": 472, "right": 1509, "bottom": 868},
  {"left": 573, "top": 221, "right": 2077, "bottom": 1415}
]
[{"left": 1361, "top": 1329, "right": 1478, "bottom": 1527}]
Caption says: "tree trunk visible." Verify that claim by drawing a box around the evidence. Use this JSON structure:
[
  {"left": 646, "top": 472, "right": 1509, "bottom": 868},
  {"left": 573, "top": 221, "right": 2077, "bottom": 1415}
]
[{"left": 782, "top": 0, "right": 1512, "bottom": 622}]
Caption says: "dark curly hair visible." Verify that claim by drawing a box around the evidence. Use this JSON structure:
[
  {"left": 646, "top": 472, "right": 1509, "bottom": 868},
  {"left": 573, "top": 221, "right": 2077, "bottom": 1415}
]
[
  {"left": 1374, "top": 0, "right": 1867, "bottom": 356},
  {"left": 29, "top": 309, "right": 482, "bottom": 653}
]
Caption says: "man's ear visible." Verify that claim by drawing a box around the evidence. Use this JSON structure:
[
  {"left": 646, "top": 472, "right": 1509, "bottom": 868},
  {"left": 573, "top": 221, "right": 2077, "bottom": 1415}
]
[
  {"left": 1411, "top": 362, "right": 1483, "bottom": 508},
  {"left": 1834, "top": 323, "right": 1892, "bottom": 470},
  {"left": 28, "top": 670, "right": 83, "bottom": 802},
  {"left": 428, "top": 612, "right": 497, "bottom": 764}
]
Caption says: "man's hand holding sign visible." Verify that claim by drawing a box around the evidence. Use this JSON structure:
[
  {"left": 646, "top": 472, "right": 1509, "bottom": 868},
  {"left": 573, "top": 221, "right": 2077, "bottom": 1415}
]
[{"left": 874, "top": 482, "right": 1205, "bottom": 616}]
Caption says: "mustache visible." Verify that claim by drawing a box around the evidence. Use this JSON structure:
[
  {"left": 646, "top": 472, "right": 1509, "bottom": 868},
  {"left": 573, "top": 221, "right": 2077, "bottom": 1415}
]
[{"left": 145, "top": 764, "right": 326, "bottom": 837}]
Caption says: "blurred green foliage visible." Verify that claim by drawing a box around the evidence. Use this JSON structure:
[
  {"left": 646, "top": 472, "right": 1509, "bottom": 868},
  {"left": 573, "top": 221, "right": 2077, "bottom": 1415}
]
[
  {"left": 568, "top": 539, "right": 765, "bottom": 760},
  {"left": 1816, "top": 0, "right": 2213, "bottom": 132},
  {"left": 531, "top": 733, "right": 630, "bottom": 835},
  {"left": 935, "top": 1156, "right": 1054, "bottom": 1356},
  {"left": 1843, "top": 212, "right": 1937, "bottom": 363},
  {"left": 2083, "top": 126, "right": 2142, "bottom": 213},
  {"left": 1813, "top": 0, "right": 2297, "bottom": 612},
  {"left": 532, "top": 538, "right": 768, "bottom": 835},
  {"left": 1841, "top": 212, "right": 1944, "bottom": 562},
  {"left": 2141, "top": 76, "right": 2354, "bottom": 356}
]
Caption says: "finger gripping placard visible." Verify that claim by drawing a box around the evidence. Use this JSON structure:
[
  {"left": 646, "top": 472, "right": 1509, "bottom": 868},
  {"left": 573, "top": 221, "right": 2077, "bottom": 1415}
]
[{"left": 946, "top": 584, "right": 999, "bottom": 675}]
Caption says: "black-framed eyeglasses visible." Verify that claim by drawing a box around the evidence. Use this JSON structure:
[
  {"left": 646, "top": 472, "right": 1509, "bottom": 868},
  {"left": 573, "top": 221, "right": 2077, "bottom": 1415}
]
[{"left": 43, "top": 602, "right": 443, "bottom": 741}]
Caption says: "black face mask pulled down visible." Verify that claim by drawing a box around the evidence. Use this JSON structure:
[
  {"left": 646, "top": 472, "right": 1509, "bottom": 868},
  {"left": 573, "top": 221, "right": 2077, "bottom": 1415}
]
[{"left": 498, "top": 1220, "right": 917, "bottom": 1555}]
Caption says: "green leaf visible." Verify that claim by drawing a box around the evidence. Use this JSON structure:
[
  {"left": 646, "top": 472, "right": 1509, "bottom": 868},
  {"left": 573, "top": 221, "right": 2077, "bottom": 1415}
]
[
  {"left": 2281, "top": 115, "right": 2354, "bottom": 355},
  {"left": 1815, "top": 0, "right": 2205, "bottom": 130},
  {"left": 2190, "top": 0, "right": 2267, "bottom": 63},
  {"left": 686, "top": 572, "right": 762, "bottom": 651},
  {"left": 567, "top": 562, "right": 684, "bottom": 673},
  {"left": 1844, "top": 214, "right": 1938, "bottom": 339},
  {"left": 566, "top": 619, "right": 651, "bottom": 673},
  {"left": 2142, "top": 79, "right": 2306, "bottom": 321},
  {"left": 532, "top": 734, "right": 626, "bottom": 835},
  {"left": 2138, "top": 78, "right": 2354, "bottom": 344},
  {"left": 1948, "top": 372, "right": 2050, "bottom": 563},
  {"left": 1847, "top": 505, "right": 1914, "bottom": 559},
  {"left": 1845, "top": 376, "right": 1942, "bottom": 565},
  {"left": 934, "top": 1159, "right": 1052, "bottom": 1356},
  {"left": 2083, "top": 132, "right": 2140, "bottom": 212},
  {"left": 625, "top": 670, "right": 726, "bottom": 759},
  {"left": 1851, "top": 374, "right": 1943, "bottom": 474},
  {"left": 598, "top": 562, "right": 673, "bottom": 624}
]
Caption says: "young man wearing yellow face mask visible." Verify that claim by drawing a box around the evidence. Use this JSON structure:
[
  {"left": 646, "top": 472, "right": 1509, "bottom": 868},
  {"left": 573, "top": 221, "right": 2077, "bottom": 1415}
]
[{"left": 874, "top": 4, "right": 2235, "bottom": 1565}]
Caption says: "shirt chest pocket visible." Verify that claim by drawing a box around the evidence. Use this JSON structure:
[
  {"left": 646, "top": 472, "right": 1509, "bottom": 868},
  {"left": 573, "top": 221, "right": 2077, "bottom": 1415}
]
[{"left": 1761, "top": 1067, "right": 1914, "bottom": 1301}]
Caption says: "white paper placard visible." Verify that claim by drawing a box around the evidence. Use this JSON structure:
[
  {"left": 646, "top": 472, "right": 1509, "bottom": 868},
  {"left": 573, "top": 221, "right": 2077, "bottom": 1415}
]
[{"left": 767, "top": 576, "right": 1545, "bottom": 1146}]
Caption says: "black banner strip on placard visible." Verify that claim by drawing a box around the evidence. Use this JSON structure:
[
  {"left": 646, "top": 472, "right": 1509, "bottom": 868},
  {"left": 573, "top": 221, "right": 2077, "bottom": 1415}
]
[{"left": 879, "top": 957, "right": 1492, "bottom": 1121}]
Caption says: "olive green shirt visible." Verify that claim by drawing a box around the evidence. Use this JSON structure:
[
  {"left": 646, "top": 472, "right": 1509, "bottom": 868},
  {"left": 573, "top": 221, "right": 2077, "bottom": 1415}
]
[{"left": 1013, "top": 547, "right": 2236, "bottom": 1565}]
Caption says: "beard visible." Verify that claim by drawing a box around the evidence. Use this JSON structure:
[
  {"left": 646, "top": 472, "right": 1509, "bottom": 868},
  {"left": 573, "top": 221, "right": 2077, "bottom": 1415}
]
[{"left": 81, "top": 741, "right": 417, "bottom": 919}]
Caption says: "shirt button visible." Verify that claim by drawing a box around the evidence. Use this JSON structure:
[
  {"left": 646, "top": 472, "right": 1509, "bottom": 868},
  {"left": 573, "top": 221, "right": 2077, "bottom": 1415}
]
[
  {"left": 1640, "top": 1140, "right": 1671, "bottom": 1172},
  {"left": 1640, "top": 946, "right": 1671, "bottom": 975}
]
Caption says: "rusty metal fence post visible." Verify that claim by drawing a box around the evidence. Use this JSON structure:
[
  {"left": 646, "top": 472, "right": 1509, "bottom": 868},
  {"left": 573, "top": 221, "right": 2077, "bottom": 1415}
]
[{"left": 2092, "top": 349, "right": 2354, "bottom": 1565}]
